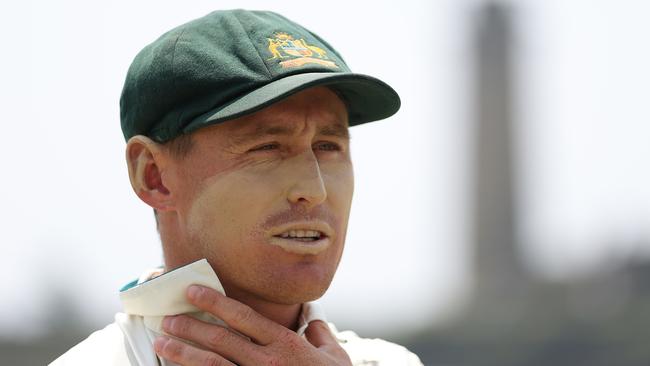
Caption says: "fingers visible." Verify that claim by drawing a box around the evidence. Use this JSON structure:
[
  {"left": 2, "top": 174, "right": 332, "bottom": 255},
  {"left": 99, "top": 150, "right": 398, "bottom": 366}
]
[
  {"left": 187, "top": 285, "right": 289, "bottom": 345},
  {"left": 162, "top": 315, "right": 266, "bottom": 365},
  {"left": 154, "top": 336, "right": 235, "bottom": 366},
  {"left": 304, "top": 320, "right": 338, "bottom": 348},
  {"left": 305, "top": 321, "right": 352, "bottom": 364}
]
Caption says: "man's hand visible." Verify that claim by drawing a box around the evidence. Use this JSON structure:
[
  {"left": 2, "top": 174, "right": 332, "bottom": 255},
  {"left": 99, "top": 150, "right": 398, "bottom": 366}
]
[{"left": 153, "top": 285, "right": 353, "bottom": 366}]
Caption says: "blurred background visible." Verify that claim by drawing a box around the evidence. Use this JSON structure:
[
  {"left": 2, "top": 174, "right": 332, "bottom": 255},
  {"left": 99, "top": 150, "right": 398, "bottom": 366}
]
[{"left": 2, "top": 0, "right": 649, "bottom": 365}]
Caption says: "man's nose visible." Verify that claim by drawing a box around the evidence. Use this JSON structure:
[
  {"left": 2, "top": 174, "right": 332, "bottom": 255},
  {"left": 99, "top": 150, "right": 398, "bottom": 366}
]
[{"left": 286, "top": 150, "right": 327, "bottom": 209}]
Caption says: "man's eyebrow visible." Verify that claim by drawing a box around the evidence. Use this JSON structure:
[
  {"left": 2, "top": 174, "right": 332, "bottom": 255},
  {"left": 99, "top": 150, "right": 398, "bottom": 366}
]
[
  {"left": 318, "top": 123, "right": 350, "bottom": 140},
  {"left": 230, "top": 122, "right": 350, "bottom": 146},
  {"left": 230, "top": 125, "right": 295, "bottom": 146}
]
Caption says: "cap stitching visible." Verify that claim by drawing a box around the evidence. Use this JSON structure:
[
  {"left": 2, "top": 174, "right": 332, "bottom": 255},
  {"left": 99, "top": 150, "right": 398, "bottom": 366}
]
[
  {"left": 231, "top": 12, "right": 272, "bottom": 78},
  {"left": 169, "top": 27, "right": 189, "bottom": 141}
]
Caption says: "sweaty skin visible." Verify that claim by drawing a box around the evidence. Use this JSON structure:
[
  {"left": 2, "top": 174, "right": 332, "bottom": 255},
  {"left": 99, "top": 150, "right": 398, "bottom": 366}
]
[{"left": 129, "top": 86, "right": 354, "bottom": 331}]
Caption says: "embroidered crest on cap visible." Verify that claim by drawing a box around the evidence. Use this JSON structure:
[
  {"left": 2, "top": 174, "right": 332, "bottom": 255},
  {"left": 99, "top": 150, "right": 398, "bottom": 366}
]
[{"left": 267, "top": 32, "right": 338, "bottom": 69}]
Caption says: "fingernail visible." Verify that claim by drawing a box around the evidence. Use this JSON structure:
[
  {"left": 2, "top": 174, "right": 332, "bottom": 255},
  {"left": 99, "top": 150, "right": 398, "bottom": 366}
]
[
  {"left": 154, "top": 336, "right": 169, "bottom": 353},
  {"left": 187, "top": 285, "right": 203, "bottom": 300},
  {"left": 162, "top": 316, "right": 173, "bottom": 330}
]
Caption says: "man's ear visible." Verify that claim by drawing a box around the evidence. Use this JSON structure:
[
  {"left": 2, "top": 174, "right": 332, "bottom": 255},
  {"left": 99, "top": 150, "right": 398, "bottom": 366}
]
[{"left": 126, "top": 135, "right": 173, "bottom": 211}]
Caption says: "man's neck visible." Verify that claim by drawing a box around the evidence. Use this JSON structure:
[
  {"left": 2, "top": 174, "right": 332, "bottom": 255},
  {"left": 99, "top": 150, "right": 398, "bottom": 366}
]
[{"left": 224, "top": 286, "right": 303, "bottom": 332}]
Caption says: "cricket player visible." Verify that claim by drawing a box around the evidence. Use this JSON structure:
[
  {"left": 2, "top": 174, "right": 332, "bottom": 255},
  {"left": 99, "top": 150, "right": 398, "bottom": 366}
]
[{"left": 52, "top": 9, "right": 422, "bottom": 366}]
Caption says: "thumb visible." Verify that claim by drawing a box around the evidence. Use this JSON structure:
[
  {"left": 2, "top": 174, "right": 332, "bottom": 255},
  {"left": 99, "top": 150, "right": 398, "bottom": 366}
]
[{"left": 304, "top": 320, "right": 337, "bottom": 347}]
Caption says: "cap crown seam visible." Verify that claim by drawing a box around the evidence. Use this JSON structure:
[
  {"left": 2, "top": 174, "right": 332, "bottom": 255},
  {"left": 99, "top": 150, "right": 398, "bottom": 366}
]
[
  {"left": 232, "top": 12, "right": 272, "bottom": 79},
  {"left": 169, "top": 26, "right": 189, "bottom": 141}
]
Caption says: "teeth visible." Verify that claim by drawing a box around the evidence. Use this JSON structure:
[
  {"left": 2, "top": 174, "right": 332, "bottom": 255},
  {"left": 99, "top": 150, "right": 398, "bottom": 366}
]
[{"left": 279, "top": 230, "right": 322, "bottom": 239}]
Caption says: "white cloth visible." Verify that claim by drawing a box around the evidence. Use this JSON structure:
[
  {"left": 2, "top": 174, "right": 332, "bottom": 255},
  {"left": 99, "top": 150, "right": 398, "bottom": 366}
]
[{"left": 50, "top": 259, "right": 423, "bottom": 365}]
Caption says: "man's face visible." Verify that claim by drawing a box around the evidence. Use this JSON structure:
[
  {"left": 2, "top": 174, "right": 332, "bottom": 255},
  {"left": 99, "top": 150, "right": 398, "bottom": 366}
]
[{"left": 164, "top": 86, "right": 353, "bottom": 305}]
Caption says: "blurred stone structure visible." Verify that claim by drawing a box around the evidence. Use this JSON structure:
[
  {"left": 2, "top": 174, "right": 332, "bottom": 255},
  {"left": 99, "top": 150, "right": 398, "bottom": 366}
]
[{"left": 406, "top": 3, "right": 650, "bottom": 366}]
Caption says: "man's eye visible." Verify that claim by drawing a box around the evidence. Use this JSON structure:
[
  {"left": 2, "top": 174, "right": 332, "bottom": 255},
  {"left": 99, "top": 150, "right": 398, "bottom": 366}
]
[
  {"left": 314, "top": 142, "right": 341, "bottom": 151},
  {"left": 250, "top": 143, "right": 279, "bottom": 152}
]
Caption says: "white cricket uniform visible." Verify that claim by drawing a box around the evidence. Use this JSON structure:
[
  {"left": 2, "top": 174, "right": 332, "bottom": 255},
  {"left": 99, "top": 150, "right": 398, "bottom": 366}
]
[{"left": 50, "top": 259, "right": 423, "bottom": 366}]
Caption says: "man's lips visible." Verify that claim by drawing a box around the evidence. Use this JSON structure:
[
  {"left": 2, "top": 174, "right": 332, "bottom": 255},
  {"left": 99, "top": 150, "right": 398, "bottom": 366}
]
[
  {"left": 268, "top": 221, "right": 333, "bottom": 255},
  {"left": 270, "top": 221, "right": 334, "bottom": 239},
  {"left": 268, "top": 236, "right": 330, "bottom": 255},
  {"left": 276, "top": 229, "right": 324, "bottom": 241}
]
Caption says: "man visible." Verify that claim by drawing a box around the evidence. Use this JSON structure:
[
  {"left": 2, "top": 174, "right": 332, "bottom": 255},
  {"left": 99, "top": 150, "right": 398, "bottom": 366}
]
[{"left": 52, "top": 9, "right": 422, "bottom": 365}]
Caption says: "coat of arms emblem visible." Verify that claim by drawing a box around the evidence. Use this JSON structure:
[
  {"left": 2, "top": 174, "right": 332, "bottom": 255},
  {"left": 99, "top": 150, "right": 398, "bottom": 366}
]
[{"left": 267, "top": 32, "right": 338, "bottom": 69}]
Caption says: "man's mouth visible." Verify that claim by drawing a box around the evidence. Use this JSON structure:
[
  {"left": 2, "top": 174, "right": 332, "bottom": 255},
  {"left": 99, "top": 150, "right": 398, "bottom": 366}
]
[
  {"left": 269, "top": 224, "right": 332, "bottom": 255},
  {"left": 276, "top": 230, "right": 324, "bottom": 242}
]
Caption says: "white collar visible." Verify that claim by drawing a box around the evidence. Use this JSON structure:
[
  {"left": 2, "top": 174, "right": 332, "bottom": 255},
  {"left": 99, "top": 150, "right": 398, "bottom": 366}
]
[{"left": 119, "top": 259, "right": 327, "bottom": 336}]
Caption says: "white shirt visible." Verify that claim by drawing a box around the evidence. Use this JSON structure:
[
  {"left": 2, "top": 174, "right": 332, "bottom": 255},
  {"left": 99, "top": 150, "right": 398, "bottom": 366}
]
[{"left": 50, "top": 259, "right": 423, "bottom": 365}]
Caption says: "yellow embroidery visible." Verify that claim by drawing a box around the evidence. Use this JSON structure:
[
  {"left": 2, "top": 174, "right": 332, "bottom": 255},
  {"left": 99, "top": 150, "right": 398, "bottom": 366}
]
[
  {"left": 299, "top": 39, "right": 327, "bottom": 58},
  {"left": 266, "top": 32, "right": 338, "bottom": 69},
  {"left": 267, "top": 38, "right": 286, "bottom": 60}
]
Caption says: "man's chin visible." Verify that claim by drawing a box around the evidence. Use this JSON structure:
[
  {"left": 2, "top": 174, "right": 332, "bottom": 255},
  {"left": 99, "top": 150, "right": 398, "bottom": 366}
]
[
  {"left": 254, "top": 274, "right": 333, "bottom": 305},
  {"left": 208, "top": 252, "right": 339, "bottom": 305},
  {"left": 260, "top": 288, "right": 327, "bottom": 306}
]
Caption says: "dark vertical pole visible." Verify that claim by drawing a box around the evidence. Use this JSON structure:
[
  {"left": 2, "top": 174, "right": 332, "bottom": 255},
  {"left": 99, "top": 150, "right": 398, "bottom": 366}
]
[{"left": 472, "top": 3, "right": 526, "bottom": 307}]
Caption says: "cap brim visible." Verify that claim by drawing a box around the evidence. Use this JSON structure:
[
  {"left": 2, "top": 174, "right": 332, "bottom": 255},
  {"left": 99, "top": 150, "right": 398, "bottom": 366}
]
[{"left": 183, "top": 72, "right": 400, "bottom": 134}]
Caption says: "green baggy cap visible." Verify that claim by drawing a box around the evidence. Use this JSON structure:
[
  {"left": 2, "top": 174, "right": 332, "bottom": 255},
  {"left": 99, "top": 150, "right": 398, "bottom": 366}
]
[{"left": 120, "top": 9, "right": 401, "bottom": 142}]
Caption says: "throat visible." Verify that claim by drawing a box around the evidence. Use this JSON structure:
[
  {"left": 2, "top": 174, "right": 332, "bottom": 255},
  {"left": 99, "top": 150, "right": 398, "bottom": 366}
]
[{"left": 225, "top": 288, "right": 303, "bottom": 332}]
